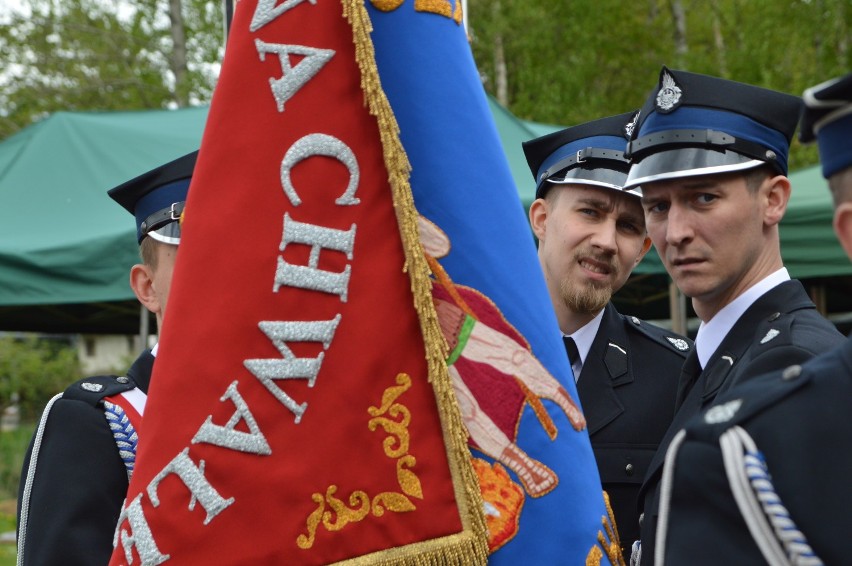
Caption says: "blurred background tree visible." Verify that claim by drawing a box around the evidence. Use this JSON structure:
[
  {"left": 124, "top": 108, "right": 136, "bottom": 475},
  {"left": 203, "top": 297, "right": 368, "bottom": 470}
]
[
  {"left": 0, "top": 0, "right": 848, "bottom": 171},
  {"left": 467, "top": 0, "right": 849, "bottom": 170},
  {"left": 0, "top": 0, "right": 224, "bottom": 139}
]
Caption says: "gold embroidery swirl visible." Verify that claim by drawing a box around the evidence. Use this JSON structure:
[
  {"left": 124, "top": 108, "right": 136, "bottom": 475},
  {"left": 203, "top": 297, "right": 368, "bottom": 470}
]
[{"left": 297, "top": 373, "right": 423, "bottom": 549}]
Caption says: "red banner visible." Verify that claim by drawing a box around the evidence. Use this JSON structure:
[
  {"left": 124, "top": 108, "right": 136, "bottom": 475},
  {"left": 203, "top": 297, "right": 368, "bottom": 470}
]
[{"left": 109, "top": 1, "right": 486, "bottom": 563}]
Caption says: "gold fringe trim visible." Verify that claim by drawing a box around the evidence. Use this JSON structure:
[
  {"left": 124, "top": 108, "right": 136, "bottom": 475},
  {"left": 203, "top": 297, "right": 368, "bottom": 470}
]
[
  {"left": 339, "top": 1, "right": 488, "bottom": 564},
  {"left": 585, "top": 491, "right": 626, "bottom": 566}
]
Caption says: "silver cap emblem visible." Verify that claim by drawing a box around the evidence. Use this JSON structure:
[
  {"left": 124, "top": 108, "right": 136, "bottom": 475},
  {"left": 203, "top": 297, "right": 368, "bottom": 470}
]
[
  {"left": 656, "top": 70, "right": 682, "bottom": 112},
  {"left": 760, "top": 328, "right": 780, "bottom": 344},
  {"left": 624, "top": 111, "right": 640, "bottom": 139},
  {"left": 704, "top": 399, "right": 743, "bottom": 424},
  {"left": 81, "top": 382, "right": 104, "bottom": 392},
  {"left": 666, "top": 337, "right": 689, "bottom": 351}
]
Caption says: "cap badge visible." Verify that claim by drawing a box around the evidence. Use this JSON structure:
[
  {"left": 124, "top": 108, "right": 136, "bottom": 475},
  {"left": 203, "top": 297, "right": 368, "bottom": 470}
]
[
  {"left": 624, "top": 111, "right": 640, "bottom": 139},
  {"left": 81, "top": 382, "right": 104, "bottom": 392},
  {"left": 704, "top": 399, "right": 743, "bottom": 424},
  {"left": 656, "top": 70, "right": 682, "bottom": 113},
  {"left": 666, "top": 337, "right": 690, "bottom": 351},
  {"left": 760, "top": 328, "right": 780, "bottom": 344}
]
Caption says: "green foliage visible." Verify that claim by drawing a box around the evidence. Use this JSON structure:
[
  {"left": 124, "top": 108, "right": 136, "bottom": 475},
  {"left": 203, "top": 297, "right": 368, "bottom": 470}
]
[
  {"left": 0, "top": 425, "right": 35, "bottom": 502},
  {"left": 0, "top": 545, "right": 14, "bottom": 566},
  {"left": 0, "top": 0, "right": 224, "bottom": 139},
  {"left": 0, "top": 337, "right": 81, "bottom": 421},
  {"left": 468, "top": 0, "right": 850, "bottom": 171}
]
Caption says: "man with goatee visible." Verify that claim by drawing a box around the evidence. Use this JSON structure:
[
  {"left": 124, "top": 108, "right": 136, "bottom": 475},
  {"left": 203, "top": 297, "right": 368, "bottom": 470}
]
[{"left": 524, "top": 113, "right": 692, "bottom": 561}]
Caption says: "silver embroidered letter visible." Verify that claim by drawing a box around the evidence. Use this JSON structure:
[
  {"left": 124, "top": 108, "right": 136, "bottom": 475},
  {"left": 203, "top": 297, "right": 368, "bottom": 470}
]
[
  {"left": 115, "top": 494, "right": 170, "bottom": 566},
  {"left": 244, "top": 315, "right": 341, "bottom": 423},
  {"left": 280, "top": 133, "right": 361, "bottom": 206},
  {"left": 192, "top": 381, "right": 272, "bottom": 455},
  {"left": 251, "top": 0, "right": 316, "bottom": 32},
  {"left": 274, "top": 213, "right": 356, "bottom": 301},
  {"left": 147, "top": 449, "right": 235, "bottom": 525},
  {"left": 255, "top": 41, "right": 334, "bottom": 112}
]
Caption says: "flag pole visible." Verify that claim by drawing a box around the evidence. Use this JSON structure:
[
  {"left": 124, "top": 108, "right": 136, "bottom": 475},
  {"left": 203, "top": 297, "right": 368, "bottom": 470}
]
[{"left": 222, "top": 0, "right": 234, "bottom": 39}]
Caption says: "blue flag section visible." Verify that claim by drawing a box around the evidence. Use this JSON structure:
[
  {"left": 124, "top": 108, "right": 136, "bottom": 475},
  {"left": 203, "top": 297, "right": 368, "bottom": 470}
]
[{"left": 367, "top": 3, "right": 616, "bottom": 564}]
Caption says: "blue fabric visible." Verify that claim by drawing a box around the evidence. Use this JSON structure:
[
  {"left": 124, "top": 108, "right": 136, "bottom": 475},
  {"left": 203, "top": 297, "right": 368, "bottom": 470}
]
[
  {"left": 817, "top": 112, "right": 852, "bottom": 178},
  {"left": 537, "top": 134, "right": 627, "bottom": 181},
  {"left": 639, "top": 106, "right": 791, "bottom": 174},
  {"left": 368, "top": 5, "right": 607, "bottom": 563},
  {"left": 133, "top": 178, "right": 189, "bottom": 242}
]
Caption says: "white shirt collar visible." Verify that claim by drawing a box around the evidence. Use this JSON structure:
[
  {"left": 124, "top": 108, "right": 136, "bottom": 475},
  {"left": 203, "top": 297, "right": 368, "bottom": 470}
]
[
  {"left": 564, "top": 308, "right": 605, "bottom": 381},
  {"left": 695, "top": 267, "right": 790, "bottom": 368},
  {"left": 151, "top": 342, "right": 159, "bottom": 357}
]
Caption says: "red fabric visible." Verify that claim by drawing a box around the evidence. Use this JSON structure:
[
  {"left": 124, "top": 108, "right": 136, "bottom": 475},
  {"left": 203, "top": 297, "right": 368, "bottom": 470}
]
[
  {"left": 110, "top": 3, "right": 464, "bottom": 563},
  {"left": 103, "top": 393, "right": 143, "bottom": 434}
]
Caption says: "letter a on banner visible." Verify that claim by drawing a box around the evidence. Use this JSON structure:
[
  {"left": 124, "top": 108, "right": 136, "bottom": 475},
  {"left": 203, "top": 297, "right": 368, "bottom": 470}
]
[{"left": 108, "top": 0, "right": 490, "bottom": 564}]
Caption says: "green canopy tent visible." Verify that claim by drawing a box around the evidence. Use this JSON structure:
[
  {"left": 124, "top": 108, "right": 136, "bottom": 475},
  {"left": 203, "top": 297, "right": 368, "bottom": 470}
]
[
  {"left": 0, "top": 108, "right": 207, "bottom": 333},
  {"left": 0, "top": 98, "right": 560, "bottom": 334},
  {"left": 1, "top": 101, "right": 850, "bottom": 334}
]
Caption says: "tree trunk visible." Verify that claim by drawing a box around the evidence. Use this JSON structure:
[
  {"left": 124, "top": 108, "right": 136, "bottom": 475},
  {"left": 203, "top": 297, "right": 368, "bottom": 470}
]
[
  {"left": 168, "top": 0, "right": 189, "bottom": 107},
  {"left": 710, "top": 0, "right": 728, "bottom": 77},
  {"left": 492, "top": 0, "right": 508, "bottom": 107},
  {"left": 668, "top": 0, "right": 688, "bottom": 67},
  {"left": 835, "top": 0, "right": 848, "bottom": 67}
]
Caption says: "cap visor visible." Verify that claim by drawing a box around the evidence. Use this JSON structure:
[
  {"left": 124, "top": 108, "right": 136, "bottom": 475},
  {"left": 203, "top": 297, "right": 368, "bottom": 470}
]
[
  {"left": 624, "top": 148, "right": 764, "bottom": 190},
  {"left": 537, "top": 166, "right": 629, "bottom": 199},
  {"left": 147, "top": 221, "right": 181, "bottom": 245}
]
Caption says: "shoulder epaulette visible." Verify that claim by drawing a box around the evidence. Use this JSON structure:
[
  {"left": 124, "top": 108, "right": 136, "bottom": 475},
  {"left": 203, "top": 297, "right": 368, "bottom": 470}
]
[
  {"left": 61, "top": 375, "right": 137, "bottom": 406},
  {"left": 624, "top": 315, "right": 693, "bottom": 356},
  {"left": 692, "top": 364, "right": 811, "bottom": 437}
]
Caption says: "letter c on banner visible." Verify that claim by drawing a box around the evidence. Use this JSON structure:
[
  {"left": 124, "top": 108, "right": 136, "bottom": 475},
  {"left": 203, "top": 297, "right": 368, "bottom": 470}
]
[{"left": 280, "top": 133, "right": 360, "bottom": 207}]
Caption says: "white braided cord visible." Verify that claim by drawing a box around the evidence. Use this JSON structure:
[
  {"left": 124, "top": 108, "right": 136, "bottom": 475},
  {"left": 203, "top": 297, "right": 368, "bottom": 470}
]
[
  {"left": 17, "top": 393, "right": 63, "bottom": 566},
  {"left": 721, "top": 426, "right": 823, "bottom": 566},
  {"left": 653, "top": 428, "right": 688, "bottom": 566}
]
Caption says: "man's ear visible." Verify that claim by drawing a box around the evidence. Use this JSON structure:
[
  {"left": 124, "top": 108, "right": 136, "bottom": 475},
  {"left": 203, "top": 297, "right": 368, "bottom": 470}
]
[
  {"left": 833, "top": 202, "right": 852, "bottom": 262},
  {"left": 763, "top": 174, "right": 791, "bottom": 226},
  {"left": 130, "top": 263, "right": 160, "bottom": 315},
  {"left": 634, "top": 236, "right": 653, "bottom": 265},
  {"left": 529, "top": 197, "right": 549, "bottom": 241}
]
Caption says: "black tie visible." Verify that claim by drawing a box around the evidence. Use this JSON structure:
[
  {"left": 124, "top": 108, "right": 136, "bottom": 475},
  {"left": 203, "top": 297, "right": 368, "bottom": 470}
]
[
  {"left": 674, "top": 348, "right": 702, "bottom": 412},
  {"left": 563, "top": 336, "right": 580, "bottom": 367}
]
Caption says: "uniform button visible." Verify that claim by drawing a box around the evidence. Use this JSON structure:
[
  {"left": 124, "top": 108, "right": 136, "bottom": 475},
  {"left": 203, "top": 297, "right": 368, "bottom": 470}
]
[
  {"left": 116, "top": 376, "right": 130, "bottom": 384},
  {"left": 625, "top": 463, "right": 634, "bottom": 477},
  {"left": 768, "top": 312, "right": 781, "bottom": 321},
  {"left": 781, "top": 365, "right": 802, "bottom": 381}
]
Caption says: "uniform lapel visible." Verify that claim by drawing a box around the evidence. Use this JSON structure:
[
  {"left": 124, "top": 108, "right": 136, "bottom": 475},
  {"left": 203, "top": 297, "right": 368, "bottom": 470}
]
[
  {"left": 642, "top": 280, "right": 817, "bottom": 493},
  {"left": 577, "top": 304, "right": 630, "bottom": 436}
]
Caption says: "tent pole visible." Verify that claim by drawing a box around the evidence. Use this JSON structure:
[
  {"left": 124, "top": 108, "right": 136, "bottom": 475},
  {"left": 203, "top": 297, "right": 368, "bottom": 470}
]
[
  {"left": 139, "top": 304, "right": 150, "bottom": 351},
  {"left": 669, "top": 280, "right": 687, "bottom": 336}
]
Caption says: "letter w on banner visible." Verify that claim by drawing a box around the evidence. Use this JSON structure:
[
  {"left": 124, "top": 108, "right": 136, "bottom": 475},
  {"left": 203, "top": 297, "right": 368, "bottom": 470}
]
[{"left": 109, "top": 1, "right": 619, "bottom": 564}]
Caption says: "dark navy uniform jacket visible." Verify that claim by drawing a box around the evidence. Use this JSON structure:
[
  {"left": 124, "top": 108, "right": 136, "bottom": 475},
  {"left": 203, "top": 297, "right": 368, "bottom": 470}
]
[
  {"left": 657, "top": 337, "right": 852, "bottom": 565},
  {"left": 637, "top": 280, "right": 845, "bottom": 564},
  {"left": 576, "top": 303, "right": 692, "bottom": 560},
  {"left": 17, "top": 350, "right": 154, "bottom": 566}
]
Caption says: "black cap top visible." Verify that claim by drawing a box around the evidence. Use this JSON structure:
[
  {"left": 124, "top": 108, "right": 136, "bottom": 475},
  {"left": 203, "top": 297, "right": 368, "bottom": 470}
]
[
  {"left": 108, "top": 151, "right": 198, "bottom": 244},
  {"left": 624, "top": 66, "right": 803, "bottom": 190},
  {"left": 522, "top": 111, "right": 637, "bottom": 200},
  {"left": 800, "top": 72, "right": 852, "bottom": 179}
]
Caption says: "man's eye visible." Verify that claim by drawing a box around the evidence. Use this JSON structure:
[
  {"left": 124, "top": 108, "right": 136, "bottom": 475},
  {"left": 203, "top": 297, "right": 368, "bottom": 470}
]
[
  {"left": 618, "top": 221, "right": 641, "bottom": 234},
  {"left": 697, "top": 193, "right": 717, "bottom": 204}
]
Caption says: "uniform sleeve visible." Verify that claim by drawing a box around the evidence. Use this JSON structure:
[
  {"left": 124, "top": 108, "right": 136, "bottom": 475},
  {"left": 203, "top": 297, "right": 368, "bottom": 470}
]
[{"left": 17, "top": 396, "right": 129, "bottom": 566}]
